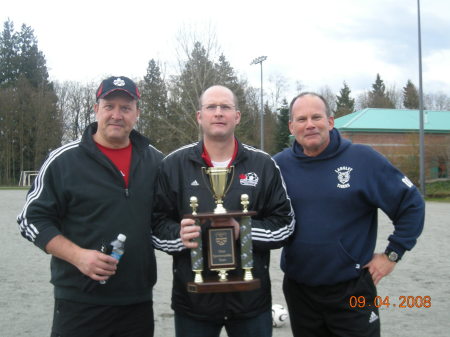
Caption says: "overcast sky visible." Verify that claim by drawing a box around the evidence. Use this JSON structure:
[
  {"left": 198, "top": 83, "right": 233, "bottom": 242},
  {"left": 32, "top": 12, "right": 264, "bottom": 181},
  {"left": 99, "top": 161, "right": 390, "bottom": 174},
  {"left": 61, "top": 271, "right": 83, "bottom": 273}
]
[{"left": 2, "top": 0, "right": 450, "bottom": 99}]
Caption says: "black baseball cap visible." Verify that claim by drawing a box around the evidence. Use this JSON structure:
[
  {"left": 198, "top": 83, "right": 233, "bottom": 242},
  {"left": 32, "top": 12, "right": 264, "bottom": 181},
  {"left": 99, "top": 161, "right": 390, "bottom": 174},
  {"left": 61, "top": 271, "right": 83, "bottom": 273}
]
[{"left": 96, "top": 76, "right": 141, "bottom": 100}]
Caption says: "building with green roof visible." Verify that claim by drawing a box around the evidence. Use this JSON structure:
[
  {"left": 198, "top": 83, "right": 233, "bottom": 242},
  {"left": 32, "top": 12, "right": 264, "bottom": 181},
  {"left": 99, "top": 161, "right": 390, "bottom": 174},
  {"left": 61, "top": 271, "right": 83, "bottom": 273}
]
[{"left": 334, "top": 108, "right": 450, "bottom": 181}]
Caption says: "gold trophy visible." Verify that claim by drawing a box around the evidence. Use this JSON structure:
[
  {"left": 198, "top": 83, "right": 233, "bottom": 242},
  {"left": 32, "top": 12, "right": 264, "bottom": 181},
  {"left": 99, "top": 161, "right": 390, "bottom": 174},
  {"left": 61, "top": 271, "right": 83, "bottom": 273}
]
[
  {"left": 203, "top": 166, "right": 233, "bottom": 214},
  {"left": 186, "top": 166, "right": 260, "bottom": 293}
]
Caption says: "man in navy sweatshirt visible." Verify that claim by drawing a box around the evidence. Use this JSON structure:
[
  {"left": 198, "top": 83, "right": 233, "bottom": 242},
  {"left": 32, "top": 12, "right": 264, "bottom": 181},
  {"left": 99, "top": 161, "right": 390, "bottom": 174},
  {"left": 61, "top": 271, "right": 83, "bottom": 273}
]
[{"left": 273, "top": 92, "right": 425, "bottom": 337}]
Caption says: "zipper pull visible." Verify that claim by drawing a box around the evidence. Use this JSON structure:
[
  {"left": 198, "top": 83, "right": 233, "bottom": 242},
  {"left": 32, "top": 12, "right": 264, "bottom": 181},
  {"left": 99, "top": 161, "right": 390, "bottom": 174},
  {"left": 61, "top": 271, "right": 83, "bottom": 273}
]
[{"left": 124, "top": 188, "right": 129, "bottom": 197}]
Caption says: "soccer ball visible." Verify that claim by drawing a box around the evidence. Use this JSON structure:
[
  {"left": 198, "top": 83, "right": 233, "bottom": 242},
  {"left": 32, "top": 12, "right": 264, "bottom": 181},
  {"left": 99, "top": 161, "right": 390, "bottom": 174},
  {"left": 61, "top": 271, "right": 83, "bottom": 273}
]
[{"left": 272, "top": 304, "right": 288, "bottom": 327}]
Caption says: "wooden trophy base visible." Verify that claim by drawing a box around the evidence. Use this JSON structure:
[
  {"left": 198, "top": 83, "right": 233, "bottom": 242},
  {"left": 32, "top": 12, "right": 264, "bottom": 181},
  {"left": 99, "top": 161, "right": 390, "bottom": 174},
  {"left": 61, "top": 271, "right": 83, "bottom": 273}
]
[
  {"left": 187, "top": 276, "right": 261, "bottom": 293},
  {"left": 185, "top": 209, "right": 259, "bottom": 294}
]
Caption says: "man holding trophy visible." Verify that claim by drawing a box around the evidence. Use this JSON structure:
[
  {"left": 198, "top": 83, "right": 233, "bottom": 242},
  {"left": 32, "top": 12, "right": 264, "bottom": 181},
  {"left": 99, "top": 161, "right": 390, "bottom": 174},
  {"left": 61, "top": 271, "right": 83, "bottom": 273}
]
[{"left": 152, "top": 85, "right": 295, "bottom": 337}]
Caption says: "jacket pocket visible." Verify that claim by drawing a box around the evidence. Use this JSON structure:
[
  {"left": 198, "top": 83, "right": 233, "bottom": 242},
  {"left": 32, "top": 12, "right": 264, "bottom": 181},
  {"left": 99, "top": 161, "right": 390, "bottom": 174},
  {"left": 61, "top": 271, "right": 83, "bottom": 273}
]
[{"left": 283, "top": 239, "right": 360, "bottom": 286}]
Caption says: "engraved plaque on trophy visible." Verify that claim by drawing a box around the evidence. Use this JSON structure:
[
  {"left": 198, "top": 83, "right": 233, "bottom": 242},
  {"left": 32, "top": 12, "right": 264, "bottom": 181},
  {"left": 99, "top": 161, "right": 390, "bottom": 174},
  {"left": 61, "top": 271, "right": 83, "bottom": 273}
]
[{"left": 186, "top": 166, "right": 261, "bottom": 293}]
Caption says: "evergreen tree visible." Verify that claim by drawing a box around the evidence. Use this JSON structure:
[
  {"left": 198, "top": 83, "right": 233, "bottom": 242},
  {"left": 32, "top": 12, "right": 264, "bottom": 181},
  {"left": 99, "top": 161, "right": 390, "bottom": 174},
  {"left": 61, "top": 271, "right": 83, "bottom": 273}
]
[
  {"left": 17, "top": 24, "right": 49, "bottom": 87},
  {"left": 402, "top": 79, "right": 420, "bottom": 109},
  {"left": 139, "top": 59, "right": 172, "bottom": 153},
  {"left": 0, "top": 19, "right": 19, "bottom": 86},
  {"left": 214, "top": 54, "right": 258, "bottom": 147},
  {"left": 335, "top": 82, "right": 355, "bottom": 118},
  {"left": 215, "top": 54, "right": 238, "bottom": 85},
  {"left": 368, "top": 73, "right": 395, "bottom": 108},
  {"left": 275, "top": 99, "right": 291, "bottom": 152},
  {"left": 169, "top": 41, "right": 217, "bottom": 145},
  {"left": 0, "top": 20, "right": 60, "bottom": 184}
]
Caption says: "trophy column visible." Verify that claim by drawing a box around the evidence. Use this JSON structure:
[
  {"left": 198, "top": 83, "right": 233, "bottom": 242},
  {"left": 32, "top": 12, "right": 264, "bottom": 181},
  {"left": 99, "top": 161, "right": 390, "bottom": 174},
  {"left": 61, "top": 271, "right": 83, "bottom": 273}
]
[
  {"left": 189, "top": 197, "right": 203, "bottom": 283},
  {"left": 239, "top": 194, "right": 254, "bottom": 281}
]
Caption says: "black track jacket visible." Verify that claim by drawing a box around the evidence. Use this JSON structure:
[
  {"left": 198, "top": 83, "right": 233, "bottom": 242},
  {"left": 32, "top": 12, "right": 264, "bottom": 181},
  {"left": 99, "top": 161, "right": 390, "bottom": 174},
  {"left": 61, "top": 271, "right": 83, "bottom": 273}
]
[
  {"left": 152, "top": 140, "right": 295, "bottom": 321},
  {"left": 17, "top": 123, "right": 163, "bottom": 305}
]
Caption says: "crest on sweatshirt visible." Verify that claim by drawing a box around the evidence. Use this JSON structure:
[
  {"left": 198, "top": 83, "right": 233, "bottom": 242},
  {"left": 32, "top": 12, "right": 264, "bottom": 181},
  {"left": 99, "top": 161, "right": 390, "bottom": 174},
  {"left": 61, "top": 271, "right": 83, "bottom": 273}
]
[
  {"left": 239, "top": 172, "right": 259, "bottom": 187},
  {"left": 335, "top": 166, "right": 353, "bottom": 189}
]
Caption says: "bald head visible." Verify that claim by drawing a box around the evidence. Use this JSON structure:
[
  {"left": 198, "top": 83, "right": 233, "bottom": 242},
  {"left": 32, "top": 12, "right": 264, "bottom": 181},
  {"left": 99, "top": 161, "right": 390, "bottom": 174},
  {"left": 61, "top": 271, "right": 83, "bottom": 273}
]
[{"left": 199, "top": 85, "right": 239, "bottom": 110}]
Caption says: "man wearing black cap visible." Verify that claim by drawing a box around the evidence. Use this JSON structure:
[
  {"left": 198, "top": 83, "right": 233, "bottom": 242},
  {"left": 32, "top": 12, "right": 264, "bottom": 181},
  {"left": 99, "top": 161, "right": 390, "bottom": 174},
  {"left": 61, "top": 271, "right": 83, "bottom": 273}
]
[{"left": 17, "top": 76, "right": 163, "bottom": 337}]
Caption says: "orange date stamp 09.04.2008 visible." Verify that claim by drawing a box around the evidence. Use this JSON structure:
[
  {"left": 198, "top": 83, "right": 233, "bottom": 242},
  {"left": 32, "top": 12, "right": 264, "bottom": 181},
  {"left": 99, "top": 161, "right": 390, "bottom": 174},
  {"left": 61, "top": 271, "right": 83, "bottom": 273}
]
[{"left": 349, "top": 296, "right": 431, "bottom": 309}]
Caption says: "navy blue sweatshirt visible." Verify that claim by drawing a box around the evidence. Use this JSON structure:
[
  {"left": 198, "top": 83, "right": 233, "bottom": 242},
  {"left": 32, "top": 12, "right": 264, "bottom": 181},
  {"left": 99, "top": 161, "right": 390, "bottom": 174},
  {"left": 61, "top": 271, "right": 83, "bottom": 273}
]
[{"left": 273, "top": 129, "right": 425, "bottom": 286}]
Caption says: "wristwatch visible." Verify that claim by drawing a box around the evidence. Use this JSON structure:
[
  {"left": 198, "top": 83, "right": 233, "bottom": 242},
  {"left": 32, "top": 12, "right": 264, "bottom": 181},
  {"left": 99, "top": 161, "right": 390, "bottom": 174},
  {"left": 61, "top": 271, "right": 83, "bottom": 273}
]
[{"left": 385, "top": 249, "right": 400, "bottom": 262}]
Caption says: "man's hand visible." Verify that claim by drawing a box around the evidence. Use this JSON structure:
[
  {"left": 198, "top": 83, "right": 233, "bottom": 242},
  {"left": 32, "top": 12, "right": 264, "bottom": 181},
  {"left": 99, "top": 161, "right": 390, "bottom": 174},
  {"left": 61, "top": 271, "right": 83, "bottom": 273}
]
[
  {"left": 364, "top": 253, "right": 396, "bottom": 285},
  {"left": 211, "top": 217, "right": 240, "bottom": 239},
  {"left": 74, "top": 248, "right": 118, "bottom": 281},
  {"left": 180, "top": 218, "right": 201, "bottom": 248},
  {"left": 45, "top": 235, "right": 118, "bottom": 282}
]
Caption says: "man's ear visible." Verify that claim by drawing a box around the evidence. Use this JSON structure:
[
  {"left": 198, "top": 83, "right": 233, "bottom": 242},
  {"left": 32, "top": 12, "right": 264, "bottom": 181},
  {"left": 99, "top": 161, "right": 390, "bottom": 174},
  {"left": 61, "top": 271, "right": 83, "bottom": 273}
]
[
  {"left": 288, "top": 120, "right": 294, "bottom": 134},
  {"left": 328, "top": 116, "right": 335, "bottom": 130},
  {"left": 235, "top": 110, "right": 241, "bottom": 124}
]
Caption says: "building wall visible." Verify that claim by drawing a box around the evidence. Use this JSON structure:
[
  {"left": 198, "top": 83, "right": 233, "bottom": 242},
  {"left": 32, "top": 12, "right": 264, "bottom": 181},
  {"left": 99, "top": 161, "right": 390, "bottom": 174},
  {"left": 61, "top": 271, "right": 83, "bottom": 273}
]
[{"left": 340, "top": 131, "right": 450, "bottom": 182}]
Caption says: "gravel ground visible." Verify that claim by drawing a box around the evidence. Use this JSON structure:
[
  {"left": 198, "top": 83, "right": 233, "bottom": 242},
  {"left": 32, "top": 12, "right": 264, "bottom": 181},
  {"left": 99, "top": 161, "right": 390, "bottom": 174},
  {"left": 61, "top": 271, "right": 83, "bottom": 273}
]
[{"left": 1, "top": 189, "right": 448, "bottom": 336}]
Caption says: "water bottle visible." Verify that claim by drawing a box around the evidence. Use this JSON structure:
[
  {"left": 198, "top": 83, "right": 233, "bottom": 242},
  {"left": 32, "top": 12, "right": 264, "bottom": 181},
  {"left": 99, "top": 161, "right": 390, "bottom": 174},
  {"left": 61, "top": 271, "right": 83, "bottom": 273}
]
[
  {"left": 110, "top": 234, "right": 126, "bottom": 261},
  {"left": 100, "top": 234, "right": 126, "bottom": 284}
]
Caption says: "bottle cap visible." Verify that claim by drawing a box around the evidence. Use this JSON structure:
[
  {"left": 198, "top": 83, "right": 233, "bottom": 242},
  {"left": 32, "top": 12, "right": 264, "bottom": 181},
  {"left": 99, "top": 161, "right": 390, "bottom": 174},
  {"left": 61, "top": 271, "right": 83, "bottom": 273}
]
[{"left": 117, "top": 234, "right": 127, "bottom": 242}]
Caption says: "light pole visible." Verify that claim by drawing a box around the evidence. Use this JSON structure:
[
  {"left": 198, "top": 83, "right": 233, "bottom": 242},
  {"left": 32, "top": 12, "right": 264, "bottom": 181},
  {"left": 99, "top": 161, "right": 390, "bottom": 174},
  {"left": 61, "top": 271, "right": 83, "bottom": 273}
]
[
  {"left": 251, "top": 56, "right": 267, "bottom": 151},
  {"left": 417, "top": 0, "right": 425, "bottom": 196}
]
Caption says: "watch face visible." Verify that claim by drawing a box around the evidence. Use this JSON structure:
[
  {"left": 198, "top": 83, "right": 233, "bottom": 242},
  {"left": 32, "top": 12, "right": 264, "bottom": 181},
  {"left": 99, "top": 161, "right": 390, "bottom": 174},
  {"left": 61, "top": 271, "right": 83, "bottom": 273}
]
[{"left": 388, "top": 251, "right": 398, "bottom": 262}]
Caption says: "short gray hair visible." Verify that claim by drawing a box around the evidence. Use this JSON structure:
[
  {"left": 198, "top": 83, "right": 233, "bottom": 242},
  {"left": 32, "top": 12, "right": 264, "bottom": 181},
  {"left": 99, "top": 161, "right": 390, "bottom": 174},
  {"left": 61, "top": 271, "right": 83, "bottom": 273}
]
[{"left": 289, "top": 92, "right": 332, "bottom": 120}]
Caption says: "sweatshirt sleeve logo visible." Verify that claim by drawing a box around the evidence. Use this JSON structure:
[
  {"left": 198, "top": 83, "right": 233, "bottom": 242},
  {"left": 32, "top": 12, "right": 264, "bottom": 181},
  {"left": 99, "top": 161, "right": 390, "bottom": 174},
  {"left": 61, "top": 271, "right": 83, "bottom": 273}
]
[
  {"left": 335, "top": 166, "right": 353, "bottom": 189},
  {"left": 402, "top": 176, "right": 413, "bottom": 188}
]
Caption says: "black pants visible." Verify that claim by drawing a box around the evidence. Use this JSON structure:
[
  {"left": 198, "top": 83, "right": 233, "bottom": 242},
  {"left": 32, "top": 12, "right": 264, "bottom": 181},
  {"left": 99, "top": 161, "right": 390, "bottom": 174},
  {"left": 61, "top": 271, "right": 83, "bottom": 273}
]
[
  {"left": 283, "top": 269, "right": 380, "bottom": 337},
  {"left": 50, "top": 299, "right": 154, "bottom": 337}
]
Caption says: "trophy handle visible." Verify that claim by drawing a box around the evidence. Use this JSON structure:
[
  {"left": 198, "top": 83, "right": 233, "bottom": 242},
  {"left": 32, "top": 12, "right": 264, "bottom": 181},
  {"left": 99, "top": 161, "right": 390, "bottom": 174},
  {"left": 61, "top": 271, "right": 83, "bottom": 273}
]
[
  {"left": 222, "top": 166, "right": 235, "bottom": 199},
  {"left": 201, "top": 167, "right": 214, "bottom": 197}
]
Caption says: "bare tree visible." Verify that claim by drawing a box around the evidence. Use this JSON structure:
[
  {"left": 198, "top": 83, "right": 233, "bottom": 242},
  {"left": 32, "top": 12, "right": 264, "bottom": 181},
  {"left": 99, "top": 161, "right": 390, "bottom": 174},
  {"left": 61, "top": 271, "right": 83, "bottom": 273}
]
[
  {"left": 424, "top": 92, "right": 450, "bottom": 111},
  {"left": 54, "top": 81, "right": 95, "bottom": 143},
  {"left": 295, "top": 81, "right": 304, "bottom": 94},
  {"left": 318, "top": 85, "right": 337, "bottom": 115},
  {"left": 268, "top": 73, "right": 290, "bottom": 112},
  {"left": 386, "top": 84, "right": 402, "bottom": 109}
]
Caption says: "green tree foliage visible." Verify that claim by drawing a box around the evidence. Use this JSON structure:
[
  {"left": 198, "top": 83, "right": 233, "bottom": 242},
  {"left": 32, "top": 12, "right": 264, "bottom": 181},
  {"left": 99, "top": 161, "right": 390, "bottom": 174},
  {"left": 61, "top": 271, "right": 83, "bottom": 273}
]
[
  {"left": 335, "top": 82, "right": 355, "bottom": 118},
  {"left": 169, "top": 41, "right": 217, "bottom": 146},
  {"left": 275, "top": 99, "right": 291, "bottom": 152},
  {"left": 0, "top": 19, "right": 61, "bottom": 185},
  {"left": 402, "top": 79, "right": 420, "bottom": 109},
  {"left": 368, "top": 73, "right": 395, "bottom": 108},
  {"left": 0, "top": 20, "right": 19, "bottom": 86},
  {"left": 138, "top": 59, "right": 173, "bottom": 153},
  {"left": 215, "top": 55, "right": 258, "bottom": 147}
]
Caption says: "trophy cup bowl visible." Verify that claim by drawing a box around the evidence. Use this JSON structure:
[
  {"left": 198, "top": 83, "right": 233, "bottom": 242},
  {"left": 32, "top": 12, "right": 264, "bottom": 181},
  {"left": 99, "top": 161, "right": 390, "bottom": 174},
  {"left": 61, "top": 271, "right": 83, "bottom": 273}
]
[{"left": 202, "top": 167, "right": 233, "bottom": 214}]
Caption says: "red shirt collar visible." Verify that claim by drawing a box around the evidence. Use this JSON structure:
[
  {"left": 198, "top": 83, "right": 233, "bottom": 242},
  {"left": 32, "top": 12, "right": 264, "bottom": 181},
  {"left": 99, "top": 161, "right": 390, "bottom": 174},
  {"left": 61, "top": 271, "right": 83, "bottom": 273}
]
[{"left": 201, "top": 138, "right": 238, "bottom": 167}]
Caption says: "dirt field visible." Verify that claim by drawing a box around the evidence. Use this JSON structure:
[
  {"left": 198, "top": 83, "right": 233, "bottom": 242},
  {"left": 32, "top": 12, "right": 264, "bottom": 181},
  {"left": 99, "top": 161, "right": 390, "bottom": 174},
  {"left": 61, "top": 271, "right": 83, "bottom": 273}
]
[{"left": 1, "top": 189, "right": 448, "bottom": 336}]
